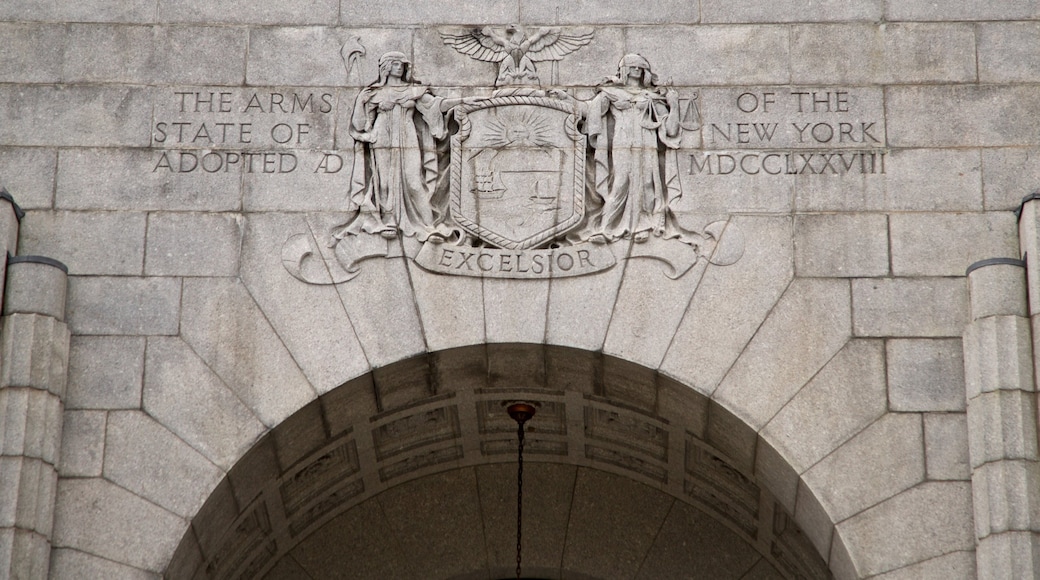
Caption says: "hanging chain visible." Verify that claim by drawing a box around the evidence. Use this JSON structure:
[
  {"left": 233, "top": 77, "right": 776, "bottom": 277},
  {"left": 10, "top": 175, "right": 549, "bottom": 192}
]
[
  {"left": 516, "top": 418, "right": 525, "bottom": 580},
  {"left": 507, "top": 402, "right": 535, "bottom": 580}
]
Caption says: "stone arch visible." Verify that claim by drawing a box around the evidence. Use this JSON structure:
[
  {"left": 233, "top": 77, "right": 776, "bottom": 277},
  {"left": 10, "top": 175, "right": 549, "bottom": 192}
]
[
  {"left": 3, "top": 2, "right": 1029, "bottom": 578},
  {"left": 166, "top": 344, "right": 837, "bottom": 579},
  {"left": 48, "top": 213, "right": 976, "bottom": 579}
]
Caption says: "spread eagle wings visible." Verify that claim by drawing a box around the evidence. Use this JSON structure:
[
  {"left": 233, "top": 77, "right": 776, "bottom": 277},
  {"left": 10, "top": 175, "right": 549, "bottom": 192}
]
[
  {"left": 439, "top": 29, "right": 510, "bottom": 62},
  {"left": 524, "top": 27, "right": 594, "bottom": 62},
  {"left": 440, "top": 27, "right": 594, "bottom": 62}
]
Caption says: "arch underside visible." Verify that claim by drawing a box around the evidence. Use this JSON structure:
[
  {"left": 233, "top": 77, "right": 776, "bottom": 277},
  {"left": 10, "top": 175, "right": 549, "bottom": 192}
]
[{"left": 169, "top": 344, "right": 832, "bottom": 579}]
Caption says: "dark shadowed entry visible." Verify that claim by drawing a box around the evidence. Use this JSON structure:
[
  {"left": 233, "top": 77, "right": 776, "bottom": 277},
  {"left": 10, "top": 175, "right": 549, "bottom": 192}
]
[{"left": 168, "top": 345, "right": 835, "bottom": 579}]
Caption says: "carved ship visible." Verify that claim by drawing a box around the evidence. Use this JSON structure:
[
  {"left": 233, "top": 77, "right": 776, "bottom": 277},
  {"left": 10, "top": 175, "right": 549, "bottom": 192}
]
[{"left": 472, "top": 171, "right": 507, "bottom": 199}]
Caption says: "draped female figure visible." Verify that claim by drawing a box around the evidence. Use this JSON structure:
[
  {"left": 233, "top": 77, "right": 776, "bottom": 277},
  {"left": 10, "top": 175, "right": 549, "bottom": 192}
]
[
  {"left": 333, "top": 52, "right": 454, "bottom": 242},
  {"left": 583, "top": 54, "right": 683, "bottom": 243}
]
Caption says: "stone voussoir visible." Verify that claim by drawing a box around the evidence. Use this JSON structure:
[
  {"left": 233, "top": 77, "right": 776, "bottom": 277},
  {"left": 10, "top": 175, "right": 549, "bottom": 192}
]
[{"left": 3, "top": 5, "right": 1036, "bottom": 580}]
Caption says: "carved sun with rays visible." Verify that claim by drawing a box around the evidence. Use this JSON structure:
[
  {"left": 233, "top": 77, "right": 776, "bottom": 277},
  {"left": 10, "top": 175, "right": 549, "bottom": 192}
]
[{"left": 482, "top": 109, "right": 555, "bottom": 148}]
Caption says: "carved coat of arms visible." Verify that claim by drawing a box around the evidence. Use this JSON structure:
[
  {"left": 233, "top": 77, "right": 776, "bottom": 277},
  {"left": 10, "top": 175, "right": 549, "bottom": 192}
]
[
  {"left": 282, "top": 27, "right": 743, "bottom": 284},
  {"left": 451, "top": 97, "right": 585, "bottom": 249}
]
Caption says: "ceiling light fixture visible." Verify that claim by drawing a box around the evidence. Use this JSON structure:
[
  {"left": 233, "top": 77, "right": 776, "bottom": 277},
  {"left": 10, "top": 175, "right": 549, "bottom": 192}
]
[{"left": 506, "top": 402, "right": 537, "bottom": 580}]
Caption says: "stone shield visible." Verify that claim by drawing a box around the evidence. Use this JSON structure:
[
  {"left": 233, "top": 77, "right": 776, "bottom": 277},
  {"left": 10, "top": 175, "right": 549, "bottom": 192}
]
[{"left": 450, "top": 96, "right": 587, "bottom": 250}]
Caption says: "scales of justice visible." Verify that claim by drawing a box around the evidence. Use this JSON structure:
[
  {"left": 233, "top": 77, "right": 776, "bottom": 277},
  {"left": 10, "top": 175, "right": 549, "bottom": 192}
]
[{"left": 282, "top": 25, "right": 744, "bottom": 283}]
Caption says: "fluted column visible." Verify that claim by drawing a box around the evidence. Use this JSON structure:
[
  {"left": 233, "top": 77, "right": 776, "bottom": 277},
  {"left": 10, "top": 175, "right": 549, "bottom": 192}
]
[
  {"left": 963, "top": 193, "right": 1040, "bottom": 579},
  {"left": 963, "top": 257, "right": 1039, "bottom": 579},
  {"left": 0, "top": 256, "right": 69, "bottom": 579},
  {"left": 0, "top": 188, "right": 24, "bottom": 314}
]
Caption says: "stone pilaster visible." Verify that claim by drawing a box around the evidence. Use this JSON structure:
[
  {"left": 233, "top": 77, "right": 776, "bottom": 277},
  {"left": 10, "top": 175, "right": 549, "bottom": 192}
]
[
  {"left": 964, "top": 249, "right": 1040, "bottom": 576},
  {"left": 0, "top": 188, "right": 24, "bottom": 314},
  {"left": 0, "top": 256, "right": 69, "bottom": 579}
]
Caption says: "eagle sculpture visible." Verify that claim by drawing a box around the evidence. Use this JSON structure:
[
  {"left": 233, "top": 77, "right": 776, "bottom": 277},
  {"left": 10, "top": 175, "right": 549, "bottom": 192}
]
[{"left": 440, "top": 25, "right": 594, "bottom": 86}]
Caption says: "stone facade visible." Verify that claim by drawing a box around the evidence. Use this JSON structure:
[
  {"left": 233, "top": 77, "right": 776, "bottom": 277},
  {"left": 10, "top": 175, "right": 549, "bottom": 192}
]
[{"left": 0, "top": 2, "right": 1038, "bottom": 579}]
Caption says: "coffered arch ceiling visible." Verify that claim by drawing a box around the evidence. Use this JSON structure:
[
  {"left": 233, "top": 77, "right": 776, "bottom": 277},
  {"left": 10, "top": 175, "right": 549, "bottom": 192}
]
[{"left": 167, "top": 344, "right": 835, "bottom": 579}]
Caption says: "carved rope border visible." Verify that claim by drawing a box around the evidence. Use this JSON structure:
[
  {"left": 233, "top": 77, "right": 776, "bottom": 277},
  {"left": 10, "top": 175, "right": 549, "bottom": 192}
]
[{"left": 450, "top": 95, "right": 586, "bottom": 250}]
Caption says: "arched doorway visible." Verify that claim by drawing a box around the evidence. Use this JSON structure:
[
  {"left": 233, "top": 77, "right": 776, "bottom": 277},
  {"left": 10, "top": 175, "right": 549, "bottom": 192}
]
[{"left": 167, "top": 344, "right": 835, "bottom": 579}]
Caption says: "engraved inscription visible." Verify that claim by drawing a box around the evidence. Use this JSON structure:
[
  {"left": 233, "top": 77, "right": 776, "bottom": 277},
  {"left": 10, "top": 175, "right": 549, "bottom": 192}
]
[
  {"left": 689, "top": 87, "right": 887, "bottom": 184},
  {"left": 151, "top": 88, "right": 338, "bottom": 175},
  {"left": 416, "top": 243, "right": 613, "bottom": 278},
  {"left": 700, "top": 87, "right": 885, "bottom": 150},
  {"left": 282, "top": 45, "right": 743, "bottom": 283},
  {"left": 690, "top": 150, "right": 885, "bottom": 176}
]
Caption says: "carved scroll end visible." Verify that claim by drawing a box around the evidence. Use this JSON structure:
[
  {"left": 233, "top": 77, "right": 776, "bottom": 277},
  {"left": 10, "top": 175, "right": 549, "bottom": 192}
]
[
  {"left": 703, "top": 221, "right": 745, "bottom": 267},
  {"left": 282, "top": 232, "right": 354, "bottom": 284},
  {"left": 282, "top": 231, "right": 391, "bottom": 285}
]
